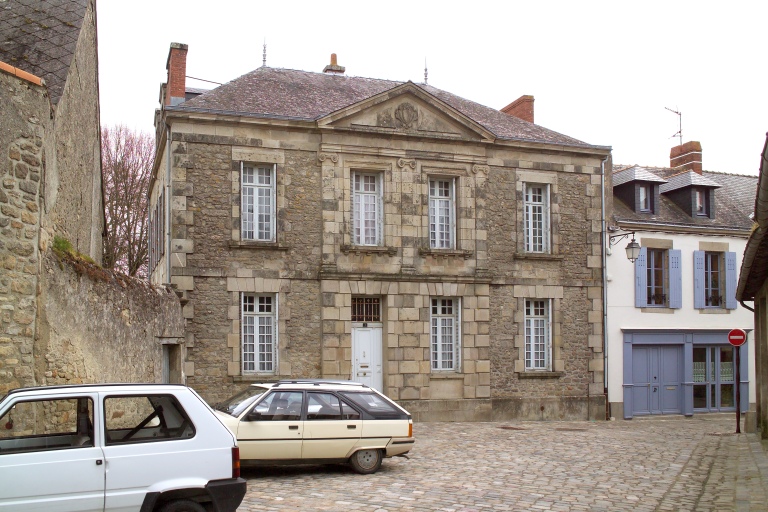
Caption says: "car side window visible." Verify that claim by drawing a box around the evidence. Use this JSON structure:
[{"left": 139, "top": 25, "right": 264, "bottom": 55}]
[
  {"left": 0, "top": 397, "right": 94, "bottom": 454},
  {"left": 104, "top": 395, "right": 195, "bottom": 445},
  {"left": 306, "top": 393, "right": 360, "bottom": 421},
  {"left": 252, "top": 391, "right": 303, "bottom": 421}
]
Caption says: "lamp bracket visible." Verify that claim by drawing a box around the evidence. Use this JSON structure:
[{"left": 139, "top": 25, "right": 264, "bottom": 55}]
[{"left": 608, "top": 231, "right": 635, "bottom": 247}]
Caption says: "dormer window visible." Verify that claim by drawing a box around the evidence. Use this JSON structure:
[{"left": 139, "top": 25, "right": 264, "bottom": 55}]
[
  {"left": 639, "top": 185, "right": 651, "bottom": 212},
  {"left": 694, "top": 188, "right": 708, "bottom": 216}
]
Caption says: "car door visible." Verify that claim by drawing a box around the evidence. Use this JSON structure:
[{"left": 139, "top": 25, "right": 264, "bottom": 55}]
[
  {"left": 302, "top": 392, "right": 361, "bottom": 459},
  {"left": 0, "top": 395, "right": 105, "bottom": 512},
  {"left": 236, "top": 391, "right": 304, "bottom": 460}
]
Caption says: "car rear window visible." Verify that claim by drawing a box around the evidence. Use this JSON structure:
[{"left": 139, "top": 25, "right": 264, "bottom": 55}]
[{"left": 339, "top": 392, "right": 404, "bottom": 419}]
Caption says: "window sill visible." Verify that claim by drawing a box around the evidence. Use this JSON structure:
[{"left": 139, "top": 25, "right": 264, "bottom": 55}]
[
  {"left": 229, "top": 241, "right": 289, "bottom": 251},
  {"left": 232, "top": 374, "right": 280, "bottom": 383},
  {"left": 698, "top": 308, "right": 730, "bottom": 314},
  {"left": 341, "top": 244, "right": 397, "bottom": 256},
  {"left": 429, "top": 372, "right": 464, "bottom": 379},
  {"left": 513, "top": 253, "right": 563, "bottom": 261},
  {"left": 640, "top": 307, "right": 675, "bottom": 314},
  {"left": 419, "top": 248, "right": 473, "bottom": 259},
  {"left": 517, "top": 371, "right": 563, "bottom": 379}
]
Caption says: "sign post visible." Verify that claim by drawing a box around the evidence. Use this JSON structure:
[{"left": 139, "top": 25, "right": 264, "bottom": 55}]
[{"left": 728, "top": 329, "right": 747, "bottom": 434}]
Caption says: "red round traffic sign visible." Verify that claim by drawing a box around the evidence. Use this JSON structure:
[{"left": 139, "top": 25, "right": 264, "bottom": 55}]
[{"left": 727, "top": 329, "right": 747, "bottom": 347}]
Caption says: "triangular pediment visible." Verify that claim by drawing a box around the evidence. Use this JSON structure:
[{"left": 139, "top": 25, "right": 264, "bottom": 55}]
[{"left": 317, "top": 82, "right": 495, "bottom": 142}]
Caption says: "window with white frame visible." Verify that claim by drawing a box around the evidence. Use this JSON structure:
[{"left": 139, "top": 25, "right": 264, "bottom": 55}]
[
  {"left": 524, "top": 183, "right": 550, "bottom": 253},
  {"left": 352, "top": 172, "right": 382, "bottom": 246},
  {"left": 429, "top": 178, "right": 455, "bottom": 249},
  {"left": 524, "top": 299, "right": 550, "bottom": 370},
  {"left": 241, "top": 163, "right": 275, "bottom": 241},
  {"left": 430, "top": 298, "right": 459, "bottom": 371},
  {"left": 241, "top": 294, "right": 277, "bottom": 373}
]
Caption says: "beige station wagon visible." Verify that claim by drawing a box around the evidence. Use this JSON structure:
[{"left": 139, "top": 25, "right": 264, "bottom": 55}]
[{"left": 213, "top": 380, "right": 414, "bottom": 474}]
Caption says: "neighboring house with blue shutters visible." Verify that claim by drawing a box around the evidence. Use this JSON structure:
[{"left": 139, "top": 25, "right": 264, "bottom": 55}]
[{"left": 605, "top": 141, "right": 757, "bottom": 427}]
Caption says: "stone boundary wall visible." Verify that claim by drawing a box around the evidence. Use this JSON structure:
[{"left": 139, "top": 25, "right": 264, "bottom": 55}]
[{"left": 32, "top": 251, "right": 184, "bottom": 388}]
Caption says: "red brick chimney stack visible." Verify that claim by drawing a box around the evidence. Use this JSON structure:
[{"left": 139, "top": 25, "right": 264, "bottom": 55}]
[
  {"left": 166, "top": 42, "right": 188, "bottom": 106},
  {"left": 501, "top": 95, "right": 535, "bottom": 123},
  {"left": 670, "top": 141, "right": 703, "bottom": 174},
  {"left": 323, "top": 53, "right": 346, "bottom": 75}
]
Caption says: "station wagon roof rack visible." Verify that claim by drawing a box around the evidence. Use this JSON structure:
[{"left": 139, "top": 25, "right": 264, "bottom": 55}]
[{"left": 273, "top": 379, "right": 368, "bottom": 388}]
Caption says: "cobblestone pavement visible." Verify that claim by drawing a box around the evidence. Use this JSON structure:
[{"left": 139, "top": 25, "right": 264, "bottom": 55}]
[{"left": 238, "top": 415, "right": 768, "bottom": 511}]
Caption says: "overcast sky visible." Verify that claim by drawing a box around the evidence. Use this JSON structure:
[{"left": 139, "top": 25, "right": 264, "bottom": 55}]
[{"left": 97, "top": 1, "right": 767, "bottom": 175}]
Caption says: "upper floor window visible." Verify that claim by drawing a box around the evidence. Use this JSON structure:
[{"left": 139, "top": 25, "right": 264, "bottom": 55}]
[
  {"left": 430, "top": 298, "right": 459, "bottom": 371},
  {"left": 635, "top": 247, "right": 682, "bottom": 309},
  {"left": 241, "top": 163, "right": 275, "bottom": 241},
  {"left": 352, "top": 172, "right": 382, "bottom": 246},
  {"left": 242, "top": 293, "right": 277, "bottom": 373},
  {"left": 694, "top": 251, "right": 737, "bottom": 309},
  {"left": 429, "top": 179, "right": 455, "bottom": 249},
  {"left": 639, "top": 184, "right": 651, "bottom": 212},
  {"left": 524, "top": 299, "right": 550, "bottom": 370},
  {"left": 524, "top": 184, "right": 550, "bottom": 253}
]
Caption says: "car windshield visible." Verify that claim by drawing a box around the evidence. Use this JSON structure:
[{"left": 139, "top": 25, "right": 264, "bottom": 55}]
[{"left": 214, "top": 386, "right": 268, "bottom": 416}]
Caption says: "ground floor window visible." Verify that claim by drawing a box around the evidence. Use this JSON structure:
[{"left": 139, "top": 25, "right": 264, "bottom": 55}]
[
  {"left": 525, "top": 299, "right": 550, "bottom": 370},
  {"left": 431, "top": 298, "right": 459, "bottom": 371},
  {"left": 693, "top": 345, "right": 735, "bottom": 411},
  {"left": 242, "top": 293, "right": 277, "bottom": 373}
]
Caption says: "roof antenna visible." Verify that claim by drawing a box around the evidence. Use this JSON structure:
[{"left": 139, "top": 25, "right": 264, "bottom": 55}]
[
  {"left": 424, "top": 58, "right": 428, "bottom": 85},
  {"left": 665, "top": 106, "right": 682, "bottom": 146},
  {"left": 262, "top": 39, "right": 267, "bottom": 67}
]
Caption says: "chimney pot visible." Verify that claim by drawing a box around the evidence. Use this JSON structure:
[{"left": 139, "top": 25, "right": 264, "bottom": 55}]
[
  {"left": 323, "top": 53, "right": 346, "bottom": 75},
  {"left": 501, "top": 95, "right": 534, "bottom": 123},
  {"left": 670, "top": 141, "right": 703, "bottom": 174}
]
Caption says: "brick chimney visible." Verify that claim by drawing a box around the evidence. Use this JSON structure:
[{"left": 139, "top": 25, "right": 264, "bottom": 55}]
[
  {"left": 501, "top": 95, "right": 534, "bottom": 123},
  {"left": 323, "top": 53, "right": 345, "bottom": 75},
  {"left": 165, "top": 42, "right": 188, "bottom": 106},
  {"left": 670, "top": 141, "right": 703, "bottom": 174}
]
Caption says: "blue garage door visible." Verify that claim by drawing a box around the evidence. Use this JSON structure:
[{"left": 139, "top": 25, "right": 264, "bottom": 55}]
[{"left": 632, "top": 345, "right": 683, "bottom": 415}]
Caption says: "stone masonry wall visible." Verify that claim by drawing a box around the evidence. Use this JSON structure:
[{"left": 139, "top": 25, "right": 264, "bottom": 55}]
[{"left": 0, "top": 70, "right": 50, "bottom": 394}]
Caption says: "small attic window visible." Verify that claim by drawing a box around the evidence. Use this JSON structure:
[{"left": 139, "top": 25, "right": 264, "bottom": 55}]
[
  {"left": 639, "top": 185, "right": 651, "bottom": 212},
  {"left": 694, "top": 188, "right": 708, "bottom": 216}
]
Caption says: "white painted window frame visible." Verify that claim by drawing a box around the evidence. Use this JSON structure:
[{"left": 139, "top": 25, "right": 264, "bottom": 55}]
[
  {"left": 241, "top": 293, "right": 278, "bottom": 374},
  {"left": 352, "top": 171, "right": 383, "bottom": 246},
  {"left": 241, "top": 162, "right": 276, "bottom": 241},
  {"left": 524, "top": 183, "right": 550, "bottom": 253},
  {"left": 429, "top": 178, "right": 456, "bottom": 249},
  {"left": 430, "top": 297, "right": 461, "bottom": 371},
  {"left": 524, "top": 298, "right": 551, "bottom": 371}
]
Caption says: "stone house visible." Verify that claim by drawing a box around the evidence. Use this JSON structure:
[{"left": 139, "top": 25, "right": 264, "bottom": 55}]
[
  {"left": 0, "top": 1, "right": 183, "bottom": 393},
  {"left": 736, "top": 133, "right": 768, "bottom": 439},
  {"left": 150, "top": 44, "right": 611, "bottom": 421},
  {"left": 606, "top": 142, "right": 757, "bottom": 425}
]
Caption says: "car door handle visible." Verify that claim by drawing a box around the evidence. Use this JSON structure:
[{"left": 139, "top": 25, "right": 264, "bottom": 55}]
[
  {"left": 347, "top": 425, "right": 357, "bottom": 429},
  {"left": 96, "top": 460, "right": 103, "bottom": 465},
  {"left": 288, "top": 425, "right": 299, "bottom": 430}
]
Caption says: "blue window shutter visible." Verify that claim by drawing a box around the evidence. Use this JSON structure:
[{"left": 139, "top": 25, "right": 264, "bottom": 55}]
[
  {"left": 669, "top": 249, "right": 682, "bottom": 309},
  {"left": 725, "top": 252, "right": 737, "bottom": 309},
  {"left": 693, "top": 251, "right": 705, "bottom": 309},
  {"left": 635, "top": 247, "right": 647, "bottom": 308}
]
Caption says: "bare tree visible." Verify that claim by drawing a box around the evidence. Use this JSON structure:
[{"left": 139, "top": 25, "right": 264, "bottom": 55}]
[{"left": 101, "top": 125, "right": 154, "bottom": 277}]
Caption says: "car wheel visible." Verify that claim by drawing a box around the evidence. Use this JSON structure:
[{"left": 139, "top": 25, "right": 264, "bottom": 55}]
[
  {"left": 159, "top": 499, "right": 206, "bottom": 512},
  {"left": 349, "top": 449, "right": 382, "bottom": 474}
]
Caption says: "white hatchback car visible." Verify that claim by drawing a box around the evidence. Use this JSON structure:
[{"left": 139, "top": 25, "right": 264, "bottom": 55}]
[
  {"left": 0, "top": 384, "right": 246, "bottom": 512},
  {"left": 213, "top": 380, "right": 414, "bottom": 474}
]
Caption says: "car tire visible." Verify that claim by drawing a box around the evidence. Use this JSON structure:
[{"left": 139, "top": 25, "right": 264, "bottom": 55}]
[
  {"left": 349, "top": 449, "right": 382, "bottom": 474},
  {"left": 159, "top": 499, "right": 206, "bottom": 512}
]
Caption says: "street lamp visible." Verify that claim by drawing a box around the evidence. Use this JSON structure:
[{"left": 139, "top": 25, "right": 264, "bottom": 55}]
[{"left": 609, "top": 231, "right": 641, "bottom": 263}]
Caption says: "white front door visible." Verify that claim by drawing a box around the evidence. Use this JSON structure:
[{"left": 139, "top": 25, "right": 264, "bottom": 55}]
[{"left": 352, "top": 326, "right": 383, "bottom": 391}]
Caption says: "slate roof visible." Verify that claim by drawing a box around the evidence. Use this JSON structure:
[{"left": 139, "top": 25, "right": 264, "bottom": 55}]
[
  {"left": 612, "top": 166, "right": 668, "bottom": 187},
  {"left": 0, "top": 0, "right": 88, "bottom": 104},
  {"left": 612, "top": 165, "right": 757, "bottom": 231},
  {"left": 659, "top": 170, "right": 721, "bottom": 193},
  {"left": 172, "top": 66, "right": 602, "bottom": 149}
]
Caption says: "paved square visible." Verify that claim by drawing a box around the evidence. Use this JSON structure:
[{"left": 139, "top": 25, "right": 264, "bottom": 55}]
[{"left": 238, "top": 415, "right": 768, "bottom": 511}]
